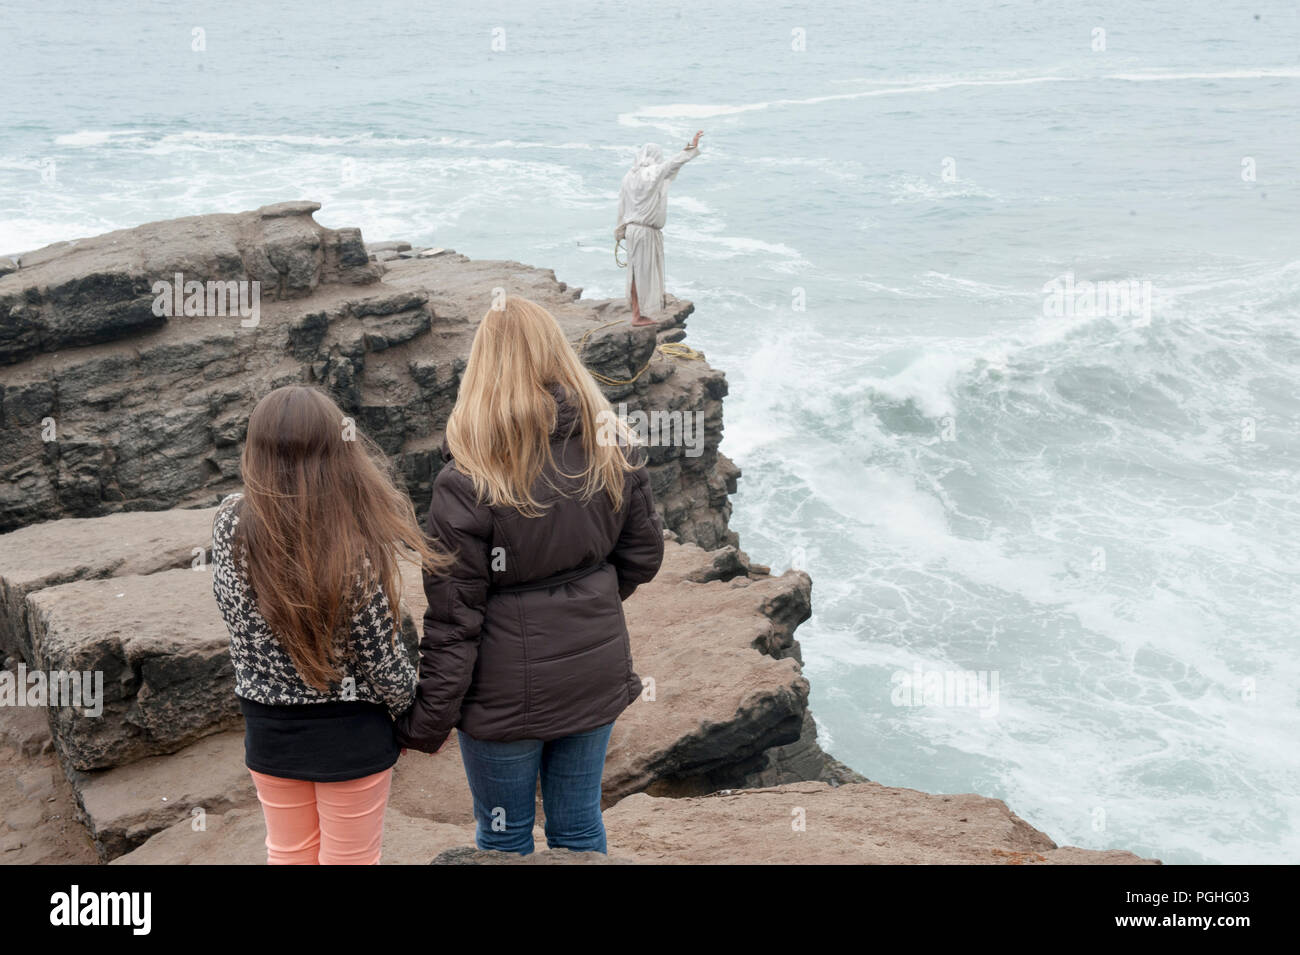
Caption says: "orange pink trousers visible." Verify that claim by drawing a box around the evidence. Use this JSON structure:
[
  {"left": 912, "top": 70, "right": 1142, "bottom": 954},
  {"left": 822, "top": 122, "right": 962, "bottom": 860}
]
[{"left": 249, "top": 768, "right": 393, "bottom": 865}]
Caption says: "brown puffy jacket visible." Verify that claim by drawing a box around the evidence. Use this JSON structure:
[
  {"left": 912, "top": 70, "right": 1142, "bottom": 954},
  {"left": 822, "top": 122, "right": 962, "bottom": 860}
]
[{"left": 394, "top": 387, "right": 664, "bottom": 752}]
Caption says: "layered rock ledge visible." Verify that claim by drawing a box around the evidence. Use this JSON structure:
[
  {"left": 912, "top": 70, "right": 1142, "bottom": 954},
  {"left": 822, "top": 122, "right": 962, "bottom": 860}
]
[
  {"left": 0, "top": 507, "right": 216, "bottom": 663},
  {"left": 0, "top": 201, "right": 736, "bottom": 550}
]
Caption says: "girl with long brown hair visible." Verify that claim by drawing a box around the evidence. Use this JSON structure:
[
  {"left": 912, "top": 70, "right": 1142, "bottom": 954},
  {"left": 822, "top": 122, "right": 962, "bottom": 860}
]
[
  {"left": 397, "top": 295, "right": 665, "bottom": 855},
  {"left": 211, "top": 385, "right": 449, "bottom": 864}
]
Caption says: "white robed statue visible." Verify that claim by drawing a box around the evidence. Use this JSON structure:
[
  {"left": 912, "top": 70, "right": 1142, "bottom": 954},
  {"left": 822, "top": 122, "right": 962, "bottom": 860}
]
[{"left": 615, "top": 130, "right": 703, "bottom": 326}]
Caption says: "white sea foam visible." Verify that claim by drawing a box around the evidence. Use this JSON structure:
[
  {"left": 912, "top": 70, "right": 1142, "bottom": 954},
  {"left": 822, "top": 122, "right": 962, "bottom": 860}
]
[
  {"left": 890, "top": 176, "right": 999, "bottom": 203},
  {"left": 668, "top": 195, "right": 711, "bottom": 216},
  {"left": 1107, "top": 68, "right": 1300, "bottom": 81},
  {"left": 618, "top": 74, "right": 1075, "bottom": 126},
  {"left": 861, "top": 353, "right": 965, "bottom": 419},
  {"left": 619, "top": 67, "right": 1300, "bottom": 128},
  {"left": 53, "top": 129, "right": 147, "bottom": 146}
]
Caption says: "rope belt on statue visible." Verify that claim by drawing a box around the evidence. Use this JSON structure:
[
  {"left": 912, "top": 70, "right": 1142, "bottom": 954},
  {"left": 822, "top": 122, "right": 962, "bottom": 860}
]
[
  {"left": 615, "top": 222, "right": 657, "bottom": 268},
  {"left": 572, "top": 320, "right": 704, "bottom": 387}
]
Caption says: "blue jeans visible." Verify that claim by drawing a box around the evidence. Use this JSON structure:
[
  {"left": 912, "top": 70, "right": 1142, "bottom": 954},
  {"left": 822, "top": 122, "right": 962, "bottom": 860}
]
[{"left": 457, "top": 722, "right": 614, "bottom": 855}]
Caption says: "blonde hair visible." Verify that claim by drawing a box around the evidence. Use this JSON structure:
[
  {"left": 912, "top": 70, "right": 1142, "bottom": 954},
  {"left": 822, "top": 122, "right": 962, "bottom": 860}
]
[{"left": 446, "top": 296, "right": 638, "bottom": 516}]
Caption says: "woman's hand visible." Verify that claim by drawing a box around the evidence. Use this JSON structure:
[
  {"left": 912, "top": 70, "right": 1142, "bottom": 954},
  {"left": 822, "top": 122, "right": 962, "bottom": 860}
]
[
  {"left": 399, "top": 738, "right": 448, "bottom": 756},
  {"left": 689, "top": 130, "right": 703, "bottom": 149}
]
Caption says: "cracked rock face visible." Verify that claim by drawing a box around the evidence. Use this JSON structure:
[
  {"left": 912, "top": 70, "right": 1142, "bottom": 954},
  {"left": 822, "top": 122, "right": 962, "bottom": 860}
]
[
  {"left": 604, "top": 543, "right": 814, "bottom": 800},
  {"left": 0, "top": 200, "right": 377, "bottom": 366},
  {"left": 25, "top": 566, "right": 240, "bottom": 771},
  {"left": 0, "top": 203, "right": 737, "bottom": 553},
  {"left": 0, "top": 506, "right": 217, "bottom": 664},
  {"left": 68, "top": 730, "right": 253, "bottom": 860}
]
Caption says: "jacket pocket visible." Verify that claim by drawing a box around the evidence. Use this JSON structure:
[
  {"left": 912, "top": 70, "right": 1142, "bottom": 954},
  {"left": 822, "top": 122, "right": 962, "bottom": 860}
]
[{"left": 526, "top": 632, "right": 630, "bottom": 737}]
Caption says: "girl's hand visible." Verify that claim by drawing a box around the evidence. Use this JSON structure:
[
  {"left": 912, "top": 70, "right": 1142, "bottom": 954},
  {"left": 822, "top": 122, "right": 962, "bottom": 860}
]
[
  {"left": 689, "top": 130, "right": 703, "bottom": 149},
  {"left": 399, "top": 741, "right": 445, "bottom": 756}
]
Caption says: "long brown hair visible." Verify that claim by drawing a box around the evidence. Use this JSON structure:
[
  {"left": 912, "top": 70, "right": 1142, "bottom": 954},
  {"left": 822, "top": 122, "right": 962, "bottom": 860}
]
[
  {"left": 236, "top": 386, "right": 451, "bottom": 690},
  {"left": 446, "top": 295, "right": 638, "bottom": 516}
]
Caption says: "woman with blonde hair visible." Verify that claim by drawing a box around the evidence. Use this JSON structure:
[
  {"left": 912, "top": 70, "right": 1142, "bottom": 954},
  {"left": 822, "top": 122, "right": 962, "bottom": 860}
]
[
  {"left": 211, "top": 385, "right": 451, "bottom": 864},
  {"left": 397, "top": 295, "right": 664, "bottom": 855}
]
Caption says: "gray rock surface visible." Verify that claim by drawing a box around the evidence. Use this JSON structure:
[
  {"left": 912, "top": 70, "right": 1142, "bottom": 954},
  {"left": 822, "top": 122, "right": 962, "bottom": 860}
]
[
  {"left": 25, "top": 566, "right": 239, "bottom": 771},
  {"left": 365, "top": 241, "right": 411, "bottom": 253},
  {"left": 0, "top": 506, "right": 217, "bottom": 663},
  {"left": 0, "top": 200, "right": 378, "bottom": 367},
  {"left": 68, "top": 729, "right": 254, "bottom": 859},
  {"left": 0, "top": 698, "right": 55, "bottom": 758},
  {"left": 111, "top": 805, "right": 472, "bottom": 865},
  {"left": 0, "top": 698, "right": 99, "bottom": 863},
  {"left": 602, "top": 784, "right": 1161, "bottom": 865}
]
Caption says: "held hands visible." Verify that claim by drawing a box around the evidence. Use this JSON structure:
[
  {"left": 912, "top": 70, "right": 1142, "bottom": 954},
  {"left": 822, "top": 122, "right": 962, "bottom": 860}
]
[{"left": 398, "top": 738, "right": 447, "bottom": 757}]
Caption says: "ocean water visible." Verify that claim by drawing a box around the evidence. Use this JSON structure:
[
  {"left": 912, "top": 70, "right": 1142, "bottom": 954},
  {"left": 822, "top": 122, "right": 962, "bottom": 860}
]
[{"left": 4, "top": 0, "right": 1299, "bottom": 864}]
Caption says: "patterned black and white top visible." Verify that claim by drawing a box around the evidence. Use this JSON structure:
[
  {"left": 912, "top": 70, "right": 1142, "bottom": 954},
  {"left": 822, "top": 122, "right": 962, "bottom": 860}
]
[{"left": 211, "top": 493, "right": 416, "bottom": 717}]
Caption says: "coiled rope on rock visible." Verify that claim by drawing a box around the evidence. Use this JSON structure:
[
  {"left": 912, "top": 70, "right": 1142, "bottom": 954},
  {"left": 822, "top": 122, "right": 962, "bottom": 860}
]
[{"left": 573, "top": 318, "right": 704, "bottom": 387}]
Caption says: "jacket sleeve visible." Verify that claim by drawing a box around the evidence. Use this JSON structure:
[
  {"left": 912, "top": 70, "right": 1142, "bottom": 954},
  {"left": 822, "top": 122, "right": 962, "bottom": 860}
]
[
  {"left": 394, "top": 467, "right": 493, "bottom": 753},
  {"left": 347, "top": 580, "right": 417, "bottom": 718},
  {"left": 609, "top": 462, "right": 664, "bottom": 600}
]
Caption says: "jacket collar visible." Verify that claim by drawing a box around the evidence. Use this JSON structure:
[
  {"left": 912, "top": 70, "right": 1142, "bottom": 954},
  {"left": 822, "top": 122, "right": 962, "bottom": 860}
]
[{"left": 548, "top": 382, "right": 581, "bottom": 440}]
